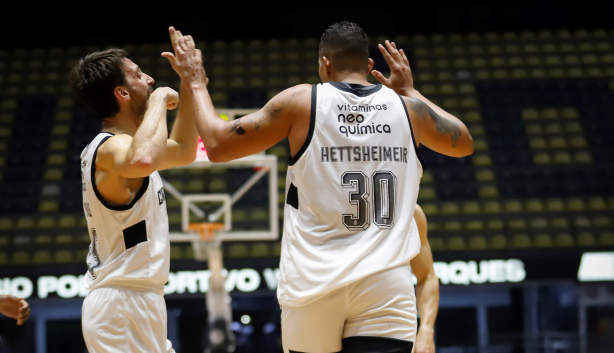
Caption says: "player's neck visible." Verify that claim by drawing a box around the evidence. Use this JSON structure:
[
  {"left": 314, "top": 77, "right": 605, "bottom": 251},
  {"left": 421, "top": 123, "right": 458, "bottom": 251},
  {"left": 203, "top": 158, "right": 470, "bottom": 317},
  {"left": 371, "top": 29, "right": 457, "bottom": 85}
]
[
  {"left": 334, "top": 72, "right": 371, "bottom": 86},
  {"left": 101, "top": 112, "right": 139, "bottom": 136}
]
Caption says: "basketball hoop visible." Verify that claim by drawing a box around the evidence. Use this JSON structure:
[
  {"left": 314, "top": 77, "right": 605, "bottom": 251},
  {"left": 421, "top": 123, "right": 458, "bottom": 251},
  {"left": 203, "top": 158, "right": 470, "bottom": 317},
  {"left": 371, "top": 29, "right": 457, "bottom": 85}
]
[{"left": 188, "top": 222, "right": 225, "bottom": 241}]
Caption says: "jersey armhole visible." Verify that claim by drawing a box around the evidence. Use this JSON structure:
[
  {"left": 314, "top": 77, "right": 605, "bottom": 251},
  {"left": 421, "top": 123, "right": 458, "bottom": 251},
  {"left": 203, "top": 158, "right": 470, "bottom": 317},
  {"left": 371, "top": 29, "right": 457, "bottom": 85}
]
[
  {"left": 91, "top": 135, "right": 150, "bottom": 211},
  {"left": 397, "top": 93, "right": 425, "bottom": 171},
  {"left": 288, "top": 84, "right": 317, "bottom": 166}
]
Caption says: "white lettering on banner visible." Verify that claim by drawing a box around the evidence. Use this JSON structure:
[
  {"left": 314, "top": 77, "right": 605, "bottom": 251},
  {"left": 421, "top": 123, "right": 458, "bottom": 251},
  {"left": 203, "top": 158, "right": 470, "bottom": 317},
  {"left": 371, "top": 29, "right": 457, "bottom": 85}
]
[
  {"left": 165, "top": 270, "right": 211, "bottom": 295},
  {"left": 57, "top": 275, "right": 80, "bottom": 298},
  {"left": 433, "top": 259, "right": 526, "bottom": 285},
  {"left": 38, "top": 275, "right": 88, "bottom": 299},
  {"left": 38, "top": 276, "right": 58, "bottom": 299},
  {"left": 2, "top": 261, "right": 527, "bottom": 300},
  {"left": 506, "top": 259, "right": 526, "bottom": 282},
  {"left": 489, "top": 260, "right": 506, "bottom": 283},
  {"left": 224, "top": 269, "right": 261, "bottom": 293},
  {"left": 235, "top": 269, "right": 261, "bottom": 292},
  {"left": 449, "top": 261, "right": 470, "bottom": 285},
  {"left": 164, "top": 269, "right": 263, "bottom": 295},
  {"left": 263, "top": 268, "right": 280, "bottom": 290},
  {"left": 0, "top": 277, "right": 34, "bottom": 299},
  {"left": 468, "top": 261, "right": 489, "bottom": 284},
  {"left": 177, "top": 271, "right": 199, "bottom": 294}
]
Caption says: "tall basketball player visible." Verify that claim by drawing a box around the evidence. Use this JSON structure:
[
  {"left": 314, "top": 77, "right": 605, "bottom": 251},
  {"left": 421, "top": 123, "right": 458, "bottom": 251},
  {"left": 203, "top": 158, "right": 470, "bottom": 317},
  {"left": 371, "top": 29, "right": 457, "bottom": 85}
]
[
  {"left": 411, "top": 204, "right": 439, "bottom": 353},
  {"left": 70, "top": 29, "right": 200, "bottom": 353},
  {"left": 171, "top": 21, "right": 472, "bottom": 352}
]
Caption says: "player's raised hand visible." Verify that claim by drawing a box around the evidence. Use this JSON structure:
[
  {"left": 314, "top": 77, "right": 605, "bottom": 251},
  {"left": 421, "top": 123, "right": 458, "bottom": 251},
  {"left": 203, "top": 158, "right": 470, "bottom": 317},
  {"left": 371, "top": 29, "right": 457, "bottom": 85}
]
[
  {"left": 371, "top": 40, "right": 415, "bottom": 96},
  {"left": 161, "top": 27, "right": 186, "bottom": 77},
  {"left": 161, "top": 26, "right": 208, "bottom": 86}
]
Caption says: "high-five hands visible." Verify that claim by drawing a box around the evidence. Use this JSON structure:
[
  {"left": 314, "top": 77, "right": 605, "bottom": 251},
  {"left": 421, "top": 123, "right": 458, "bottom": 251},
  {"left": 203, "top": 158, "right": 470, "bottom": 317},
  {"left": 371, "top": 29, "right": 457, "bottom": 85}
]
[
  {"left": 161, "top": 27, "right": 208, "bottom": 87},
  {"left": 371, "top": 40, "right": 415, "bottom": 96}
]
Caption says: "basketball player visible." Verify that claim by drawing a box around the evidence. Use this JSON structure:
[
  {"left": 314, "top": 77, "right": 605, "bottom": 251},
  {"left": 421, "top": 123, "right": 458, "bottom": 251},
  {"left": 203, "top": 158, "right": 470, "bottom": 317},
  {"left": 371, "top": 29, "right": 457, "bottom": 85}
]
[
  {"left": 70, "top": 29, "right": 200, "bottom": 353},
  {"left": 411, "top": 204, "right": 439, "bottom": 353},
  {"left": 0, "top": 294, "right": 29, "bottom": 325},
  {"left": 170, "top": 21, "right": 472, "bottom": 352}
]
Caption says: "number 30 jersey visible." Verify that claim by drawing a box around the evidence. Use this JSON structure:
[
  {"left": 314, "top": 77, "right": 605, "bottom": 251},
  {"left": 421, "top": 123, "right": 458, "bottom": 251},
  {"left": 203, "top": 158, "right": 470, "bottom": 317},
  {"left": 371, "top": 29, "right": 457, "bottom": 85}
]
[{"left": 277, "top": 82, "right": 423, "bottom": 306}]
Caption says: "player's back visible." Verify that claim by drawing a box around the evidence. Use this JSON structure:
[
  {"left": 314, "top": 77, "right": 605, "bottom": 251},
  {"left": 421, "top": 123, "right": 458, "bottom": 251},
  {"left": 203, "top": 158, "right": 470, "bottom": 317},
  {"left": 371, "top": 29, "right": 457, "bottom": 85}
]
[{"left": 278, "top": 82, "right": 423, "bottom": 306}]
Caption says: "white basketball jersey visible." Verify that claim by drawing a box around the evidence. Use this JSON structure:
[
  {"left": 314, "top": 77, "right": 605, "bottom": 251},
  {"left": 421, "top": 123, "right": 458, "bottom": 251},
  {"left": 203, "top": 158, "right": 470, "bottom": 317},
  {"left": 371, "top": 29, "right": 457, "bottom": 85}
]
[
  {"left": 81, "top": 132, "right": 170, "bottom": 294},
  {"left": 277, "top": 82, "right": 423, "bottom": 306}
]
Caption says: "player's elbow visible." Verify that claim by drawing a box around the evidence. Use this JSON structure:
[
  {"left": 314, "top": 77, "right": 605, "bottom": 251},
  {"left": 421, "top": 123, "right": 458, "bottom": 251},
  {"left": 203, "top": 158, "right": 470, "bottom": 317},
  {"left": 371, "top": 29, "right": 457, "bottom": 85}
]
[
  {"left": 204, "top": 143, "right": 232, "bottom": 163},
  {"left": 177, "top": 148, "right": 197, "bottom": 166},
  {"left": 457, "top": 134, "right": 474, "bottom": 157},
  {"left": 123, "top": 157, "right": 157, "bottom": 177}
]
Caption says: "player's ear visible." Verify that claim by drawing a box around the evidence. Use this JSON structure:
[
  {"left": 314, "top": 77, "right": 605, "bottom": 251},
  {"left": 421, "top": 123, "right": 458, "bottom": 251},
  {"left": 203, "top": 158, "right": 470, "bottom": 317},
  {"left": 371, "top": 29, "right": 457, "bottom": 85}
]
[
  {"left": 114, "top": 86, "right": 130, "bottom": 103},
  {"left": 318, "top": 56, "right": 332, "bottom": 82},
  {"left": 366, "top": 58, "right": 374, "bottom": 75}
]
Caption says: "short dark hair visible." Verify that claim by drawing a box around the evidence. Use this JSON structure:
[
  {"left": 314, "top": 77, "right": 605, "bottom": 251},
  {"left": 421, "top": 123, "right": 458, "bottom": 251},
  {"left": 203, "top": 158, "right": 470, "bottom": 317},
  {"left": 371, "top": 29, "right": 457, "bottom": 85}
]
[
  {"left": 70, "top": 48, "right": 129, "bottom": 119},
  {"left": 319, "top": 21, "right": 369, "bottom": 72}
]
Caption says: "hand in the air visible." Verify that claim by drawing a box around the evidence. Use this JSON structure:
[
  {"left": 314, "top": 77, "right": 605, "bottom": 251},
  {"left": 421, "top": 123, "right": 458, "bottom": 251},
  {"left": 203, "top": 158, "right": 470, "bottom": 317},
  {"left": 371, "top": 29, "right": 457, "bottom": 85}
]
[
  {"left": 371, "top": 40, "right": 415, "bottom": 96},
  {"left": 161, "top": 26, "right": 208, "bottom": 87}
]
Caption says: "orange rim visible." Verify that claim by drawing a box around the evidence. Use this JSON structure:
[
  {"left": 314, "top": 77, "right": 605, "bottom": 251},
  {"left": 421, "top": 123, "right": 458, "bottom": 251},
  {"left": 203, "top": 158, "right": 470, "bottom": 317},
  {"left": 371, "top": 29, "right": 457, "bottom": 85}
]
[{"left": 187, "top": 222, "right": 225, "bottom": 241}]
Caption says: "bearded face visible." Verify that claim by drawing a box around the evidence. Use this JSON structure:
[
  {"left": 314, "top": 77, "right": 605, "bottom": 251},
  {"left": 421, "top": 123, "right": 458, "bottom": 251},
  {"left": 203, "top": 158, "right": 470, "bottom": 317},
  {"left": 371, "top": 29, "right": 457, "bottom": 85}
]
[
  {"left": 128, "top": 84, "right": 153, "bottom": 125},
  {"left": 121, "top": 59, "right": 155, "bottom": 126}
]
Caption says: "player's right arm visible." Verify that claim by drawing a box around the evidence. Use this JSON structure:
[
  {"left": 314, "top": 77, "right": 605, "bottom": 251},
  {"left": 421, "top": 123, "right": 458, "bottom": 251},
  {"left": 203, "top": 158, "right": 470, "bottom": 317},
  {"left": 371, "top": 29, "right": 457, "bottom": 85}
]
[
  {"left": 96, "top": 87, "right": 178, "bottom": 179},
  {"left": 167, "top": 27, "right": 310, "bottom": 163},
  {"left": 372, "top": 40, "right": 473, "bottom": 157}
]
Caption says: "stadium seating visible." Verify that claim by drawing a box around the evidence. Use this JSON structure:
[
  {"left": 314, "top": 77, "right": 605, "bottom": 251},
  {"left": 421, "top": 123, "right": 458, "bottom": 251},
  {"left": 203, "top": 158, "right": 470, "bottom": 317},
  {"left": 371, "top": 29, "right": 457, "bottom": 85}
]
[{"left": 0, "top": 29, "right": 612, "bottom": 265}]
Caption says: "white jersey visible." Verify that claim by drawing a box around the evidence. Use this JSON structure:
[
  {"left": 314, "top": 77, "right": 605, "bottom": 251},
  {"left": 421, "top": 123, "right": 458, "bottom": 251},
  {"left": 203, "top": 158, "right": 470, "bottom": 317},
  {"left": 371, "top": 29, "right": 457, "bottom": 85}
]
[
  {"left": 81, "top": 132, "right": 170, "bottom": 294},
  {"left": 278, "top": 82, "right": 423, "bottom": 306}
]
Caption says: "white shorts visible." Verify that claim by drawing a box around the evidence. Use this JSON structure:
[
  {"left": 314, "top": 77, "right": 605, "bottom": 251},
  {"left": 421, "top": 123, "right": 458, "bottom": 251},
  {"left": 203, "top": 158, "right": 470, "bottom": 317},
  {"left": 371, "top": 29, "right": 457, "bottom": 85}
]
[
  {"left": 82, "top": 287, "right": 175, "bottom": 353},
  {"left": 281, "top": 265, "right": 417, "bottom": 353}
]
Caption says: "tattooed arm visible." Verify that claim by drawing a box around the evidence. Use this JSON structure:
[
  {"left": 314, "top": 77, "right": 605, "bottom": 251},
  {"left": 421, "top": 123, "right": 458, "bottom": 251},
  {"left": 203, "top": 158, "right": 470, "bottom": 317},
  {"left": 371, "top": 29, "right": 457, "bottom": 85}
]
[
  {"left": 191, "top": 83, "right": 312, "bottom": 162},
  {"left": 167, "top": 27, "right": 311, "bottom": 162},
  {"left": 372, "top": 40, "right": 473, "bottom": 157},
  {"left": 405, "top": 96, "right": 473, "bottom": 157}
]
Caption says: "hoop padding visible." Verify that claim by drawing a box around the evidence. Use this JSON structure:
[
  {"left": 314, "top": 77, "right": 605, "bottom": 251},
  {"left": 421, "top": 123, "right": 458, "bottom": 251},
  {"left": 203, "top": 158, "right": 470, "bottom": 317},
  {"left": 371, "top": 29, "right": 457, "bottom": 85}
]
[{"left": 188, "top": 222, "right": 225, "bottom": 241}]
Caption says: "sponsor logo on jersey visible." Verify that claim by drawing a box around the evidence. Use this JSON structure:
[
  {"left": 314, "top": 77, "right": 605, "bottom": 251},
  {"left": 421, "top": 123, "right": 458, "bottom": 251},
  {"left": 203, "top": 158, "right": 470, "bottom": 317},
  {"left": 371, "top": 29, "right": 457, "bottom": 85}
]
[
  {"left": 158, "top": 187, "right": 166, "bottom": 205},
  {"left": 84, "top": 203, "right": 92, "bottom": 217},
  {"left": 337, "top": 111, "right": 391, "bottom": 137}
]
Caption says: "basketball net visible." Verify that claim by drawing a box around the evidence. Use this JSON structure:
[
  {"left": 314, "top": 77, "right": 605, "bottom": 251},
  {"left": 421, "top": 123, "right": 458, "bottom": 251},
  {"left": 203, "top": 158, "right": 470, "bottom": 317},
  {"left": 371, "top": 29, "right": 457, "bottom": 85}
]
[
  {"left": 188, "top": 222, "right": 236, "bottom": 352},
  {"left": 188, "top": 222, "right": 225, "bottom": 242}
]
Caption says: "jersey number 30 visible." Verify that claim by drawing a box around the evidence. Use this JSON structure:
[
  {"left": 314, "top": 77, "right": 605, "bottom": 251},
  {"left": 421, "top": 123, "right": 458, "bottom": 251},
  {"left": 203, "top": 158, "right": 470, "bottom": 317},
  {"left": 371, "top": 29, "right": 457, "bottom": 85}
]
[{"left": 341, "top": 171, "right": 397, "bottom": 231}]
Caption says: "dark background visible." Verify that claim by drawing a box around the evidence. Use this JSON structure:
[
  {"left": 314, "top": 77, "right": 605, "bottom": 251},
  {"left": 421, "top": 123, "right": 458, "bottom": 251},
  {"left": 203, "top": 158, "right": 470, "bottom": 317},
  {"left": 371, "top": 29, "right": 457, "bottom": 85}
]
[{"left": 4, "top": 2, "right": 614, "bottom": 50}]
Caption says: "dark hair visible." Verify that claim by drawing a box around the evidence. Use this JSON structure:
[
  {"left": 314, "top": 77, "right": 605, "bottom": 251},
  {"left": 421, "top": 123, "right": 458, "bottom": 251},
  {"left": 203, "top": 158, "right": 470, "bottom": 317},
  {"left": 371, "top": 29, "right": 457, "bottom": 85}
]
[
  {"left": 319, "top": 21, "right": 369, "bottom": 71},
  {"left": 70, "top": 48, "right": 129, "bottom": 119}
]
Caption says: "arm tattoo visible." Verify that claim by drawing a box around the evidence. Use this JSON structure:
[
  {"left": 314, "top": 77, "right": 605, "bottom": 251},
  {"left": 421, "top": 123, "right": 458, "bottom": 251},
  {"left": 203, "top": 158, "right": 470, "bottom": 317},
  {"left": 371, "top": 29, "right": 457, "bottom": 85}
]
[
  {"left": 231, "top": 91, "right": 291, "bottom": 135},
  {"left": 410, "top": 99, "right": 461, "bottom": 147},
  {"left": 229, "top": 120, "right": 246, "bottom": 135},
  {"left": 258, "top": 95, "right": 285, "bottom": 128}
]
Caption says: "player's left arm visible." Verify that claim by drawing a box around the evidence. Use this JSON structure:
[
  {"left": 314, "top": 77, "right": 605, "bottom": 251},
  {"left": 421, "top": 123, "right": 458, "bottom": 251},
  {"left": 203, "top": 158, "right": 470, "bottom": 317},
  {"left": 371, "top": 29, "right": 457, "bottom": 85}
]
[
  {"left": 372, "top": 40, "right": 473, "bottom": 158},
  {"left": 410, "top": 204, "right": 439, "bottom": 353}
]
